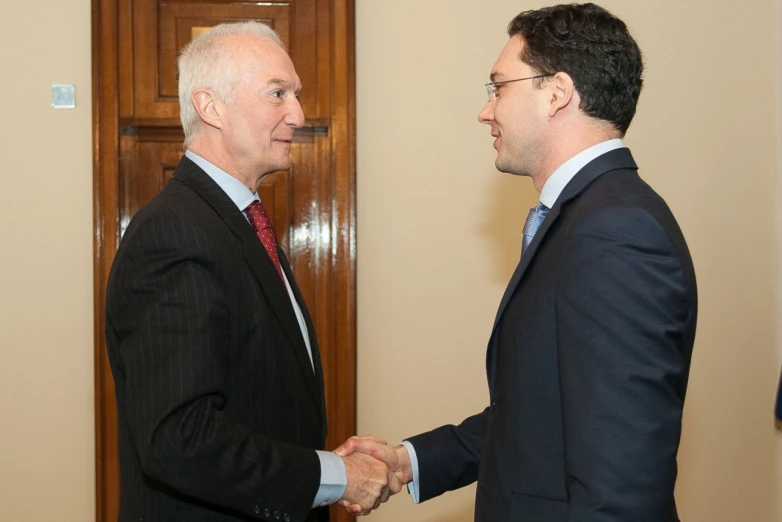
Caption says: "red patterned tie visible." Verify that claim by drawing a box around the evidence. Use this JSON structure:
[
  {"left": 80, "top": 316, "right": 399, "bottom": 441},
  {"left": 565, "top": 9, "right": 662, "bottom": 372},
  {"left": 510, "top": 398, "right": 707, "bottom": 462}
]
[{"left": 245, "top": 201, "right": 285, "bottom": 283}]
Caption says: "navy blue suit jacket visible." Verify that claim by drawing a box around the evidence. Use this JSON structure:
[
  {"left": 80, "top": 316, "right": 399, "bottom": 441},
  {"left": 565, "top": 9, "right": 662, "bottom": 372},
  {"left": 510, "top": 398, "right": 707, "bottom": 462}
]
[{"left": 408, "top": 148, "right": 697, "bottom": 522}]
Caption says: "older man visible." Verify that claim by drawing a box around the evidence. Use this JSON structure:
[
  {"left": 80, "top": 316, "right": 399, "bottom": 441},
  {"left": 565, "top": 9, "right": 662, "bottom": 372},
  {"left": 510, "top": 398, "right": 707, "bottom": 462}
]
[{"left": 105, "top": 22, "right": 398, "bottom": 522}]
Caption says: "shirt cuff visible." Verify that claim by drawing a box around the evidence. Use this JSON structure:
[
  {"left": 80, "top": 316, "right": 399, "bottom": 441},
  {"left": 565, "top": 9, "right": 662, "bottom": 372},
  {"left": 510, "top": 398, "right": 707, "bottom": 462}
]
[
  {"left": 400, "top": 441, "right": 421, "bottom": 504},
  {"left": 312, "top": 451, "right": 348, "bottom": 508}
]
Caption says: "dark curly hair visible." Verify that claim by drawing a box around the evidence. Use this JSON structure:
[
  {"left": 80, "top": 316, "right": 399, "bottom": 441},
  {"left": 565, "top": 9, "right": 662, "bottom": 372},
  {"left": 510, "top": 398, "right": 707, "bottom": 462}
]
[{"left": 508, "top": 3, "right": 643, "bottom": 134}]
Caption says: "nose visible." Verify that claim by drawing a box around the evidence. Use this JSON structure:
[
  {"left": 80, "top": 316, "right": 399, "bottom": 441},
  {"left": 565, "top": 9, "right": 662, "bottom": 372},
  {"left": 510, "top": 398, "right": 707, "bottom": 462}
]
[
  {"left": 286, "top": 96, "right": 305, "bottom": 129},
  {"left": 478, "top": 100, "right": 494, "bottom": 125}
]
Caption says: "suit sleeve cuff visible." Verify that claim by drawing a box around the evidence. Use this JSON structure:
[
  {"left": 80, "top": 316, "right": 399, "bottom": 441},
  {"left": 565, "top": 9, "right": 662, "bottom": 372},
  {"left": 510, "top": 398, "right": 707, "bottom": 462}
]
[
  {"left": 312, "top": 451, "right": 347, "bottom": 508},
  {"left": 400, "top": 441, "right": 421, "bottom": 504}
]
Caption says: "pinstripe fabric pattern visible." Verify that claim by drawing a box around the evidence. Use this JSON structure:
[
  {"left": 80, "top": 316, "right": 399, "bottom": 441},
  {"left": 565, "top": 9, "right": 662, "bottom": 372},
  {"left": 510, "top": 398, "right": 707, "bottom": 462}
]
[{"left": 105, "top": 157, "right": 328, "bottom": 522}]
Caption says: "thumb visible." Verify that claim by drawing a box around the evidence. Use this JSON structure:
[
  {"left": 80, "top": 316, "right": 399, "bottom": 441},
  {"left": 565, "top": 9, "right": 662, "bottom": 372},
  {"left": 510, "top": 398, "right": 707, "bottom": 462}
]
[{"left": 334, "top": 438, "right": 356, "bottom": 457}]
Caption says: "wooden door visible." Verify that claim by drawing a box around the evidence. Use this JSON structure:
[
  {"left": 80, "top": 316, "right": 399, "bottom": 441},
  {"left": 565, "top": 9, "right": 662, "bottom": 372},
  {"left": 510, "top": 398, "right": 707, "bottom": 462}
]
[{"left": 92, "top": 1, "right": 357, "bottom": 521}]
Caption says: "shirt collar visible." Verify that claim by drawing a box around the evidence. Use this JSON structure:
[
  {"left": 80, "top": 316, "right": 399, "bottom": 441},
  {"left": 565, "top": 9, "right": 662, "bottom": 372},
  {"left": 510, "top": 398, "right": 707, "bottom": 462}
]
[
  {"left": 185, "top": 149, "right": 259, "bottom": 211},
  {"left": 539, "top": 138, "right": 625, "bottom": 208}
]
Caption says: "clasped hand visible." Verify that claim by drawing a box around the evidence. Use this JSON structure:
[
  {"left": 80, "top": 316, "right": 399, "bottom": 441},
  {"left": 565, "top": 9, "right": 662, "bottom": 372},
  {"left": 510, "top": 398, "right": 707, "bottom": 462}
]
[{"left": 334, "top": 435, "right": 413, "bottom": 516}]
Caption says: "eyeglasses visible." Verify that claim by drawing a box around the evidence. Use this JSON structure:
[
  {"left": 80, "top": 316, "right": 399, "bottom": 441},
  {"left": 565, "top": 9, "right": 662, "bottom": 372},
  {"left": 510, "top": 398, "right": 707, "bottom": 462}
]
[{"left": 484, "top": 74, "right": 553, "bottom": 101}]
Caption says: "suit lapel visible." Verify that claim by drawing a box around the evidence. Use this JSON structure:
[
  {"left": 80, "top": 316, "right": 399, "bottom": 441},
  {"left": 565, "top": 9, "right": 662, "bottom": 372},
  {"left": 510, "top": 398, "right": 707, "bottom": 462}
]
[
  {"left": 491, "top": 203, "right": 560, "bottom": 333},
  {"left": 279, "top": 248, "right": 327, "bottom": 427},
  {"left": 486, "top": 148, "right": 638, "bottom": 387},
  {"left": 172, "top": 157, "right": 322, "bottom": 406}
]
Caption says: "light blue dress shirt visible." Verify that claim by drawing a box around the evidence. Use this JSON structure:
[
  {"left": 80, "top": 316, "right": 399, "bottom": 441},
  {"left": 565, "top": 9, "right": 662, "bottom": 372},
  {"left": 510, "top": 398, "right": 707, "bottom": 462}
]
[
  {"left": 401, "top": 138, "right": 626, "bottom": 503},
  {"left": 184, "top": 150, "right": 347, "bottom": 507}
]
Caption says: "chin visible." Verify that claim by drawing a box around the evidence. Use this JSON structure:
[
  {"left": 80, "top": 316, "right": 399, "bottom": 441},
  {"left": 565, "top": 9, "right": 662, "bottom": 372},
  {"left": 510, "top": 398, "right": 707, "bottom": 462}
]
[
  {"left": 495, "top": 157, "right": 511, "bottom": 174},
  {"left": 269, "top": 158, "right": 292, "bottom": 172},
  {"left": 495, "top": 158, "right": 526, "bottom": 177}
]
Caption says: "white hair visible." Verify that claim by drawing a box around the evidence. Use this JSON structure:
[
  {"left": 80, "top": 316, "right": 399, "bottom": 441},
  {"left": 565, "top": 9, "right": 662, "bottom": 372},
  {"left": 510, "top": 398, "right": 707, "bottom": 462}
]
[{"left": 177, "top": 21, "right": 285, "bottom": 148}]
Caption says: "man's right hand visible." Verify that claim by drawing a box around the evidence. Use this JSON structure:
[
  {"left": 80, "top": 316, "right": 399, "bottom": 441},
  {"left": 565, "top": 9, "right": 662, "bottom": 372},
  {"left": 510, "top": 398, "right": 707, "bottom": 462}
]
[
  {"left": 337, "top": 435, "right": 413, "bottom": 484},
  {"left": 340, "top": 449, "right": 402, "bottom": 516},
  {"left": 336, "top": 435, "right": 412, "bottom": 515}
]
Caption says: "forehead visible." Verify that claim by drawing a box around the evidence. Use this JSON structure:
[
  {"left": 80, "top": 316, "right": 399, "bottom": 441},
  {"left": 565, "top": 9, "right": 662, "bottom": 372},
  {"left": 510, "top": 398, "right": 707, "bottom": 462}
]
[
  {"left": 492, "top": 35, "right": 528, "bottom": 78},
  {"left": 227, "top": 34, "right": 301, "bottom": 85}
]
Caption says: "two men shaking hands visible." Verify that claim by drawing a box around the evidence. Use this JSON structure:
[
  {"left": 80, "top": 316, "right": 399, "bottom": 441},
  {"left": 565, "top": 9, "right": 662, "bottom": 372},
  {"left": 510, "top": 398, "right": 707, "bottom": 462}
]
[{"left": 106, "top": 4, "right": 697, "bottom": 522}]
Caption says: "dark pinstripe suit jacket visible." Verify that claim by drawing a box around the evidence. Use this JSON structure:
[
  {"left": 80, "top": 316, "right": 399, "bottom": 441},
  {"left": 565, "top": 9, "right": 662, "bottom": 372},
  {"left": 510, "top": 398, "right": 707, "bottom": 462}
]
[{"left": 105, "top": 156, "right": 329, "bottom": 522}]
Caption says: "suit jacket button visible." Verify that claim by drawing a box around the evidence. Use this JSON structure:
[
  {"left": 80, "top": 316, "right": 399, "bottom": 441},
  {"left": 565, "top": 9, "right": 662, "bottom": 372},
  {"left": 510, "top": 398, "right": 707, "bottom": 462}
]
[
  {"left": 274, "top": 510, "right": 281, "bottom": 519},
  {"left": 253, "top": 506, "right": 261, "bottom": 515},
  {"left": 284, "top": 514, "right": 291, "bottom": 522},
  {"left": 263, "top": 508, "right": 271, "bottom": 518},
  {"left": 490, "top": 402, "right": 497, "bottom": 412}
]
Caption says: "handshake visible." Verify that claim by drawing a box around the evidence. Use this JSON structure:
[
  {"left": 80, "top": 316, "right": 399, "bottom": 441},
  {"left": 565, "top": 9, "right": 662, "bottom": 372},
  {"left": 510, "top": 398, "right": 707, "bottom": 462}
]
[{"left": 334, "top": 435, "right": 413, "bottom": 516}]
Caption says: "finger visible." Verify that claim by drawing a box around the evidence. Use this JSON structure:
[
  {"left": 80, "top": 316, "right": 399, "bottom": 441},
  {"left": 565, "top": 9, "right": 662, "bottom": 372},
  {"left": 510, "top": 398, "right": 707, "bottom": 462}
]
[
  {"left": 388, "top": 470, "right": 403, "bottom": 495},
  {"left": 335, "top": 434, "right": 389, "bottom": 457},
  {"left": 334, "top": 436, "right": 361, "bottom": 456},
  {"left": 351, "top": 439, "right": 395, "bottom": 464},
  {"left": 380, "top": 479, "right": 392, "bottom": 504},
  {"left": 333, "top": 441, "right": 353, "bottom": 457}
]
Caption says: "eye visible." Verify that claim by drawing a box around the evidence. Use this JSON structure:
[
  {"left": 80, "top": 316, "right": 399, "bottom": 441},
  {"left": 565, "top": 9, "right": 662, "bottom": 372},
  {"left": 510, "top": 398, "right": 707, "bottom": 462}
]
[{"left": 271, "top": 89, "right": 285, "bottom": 99}]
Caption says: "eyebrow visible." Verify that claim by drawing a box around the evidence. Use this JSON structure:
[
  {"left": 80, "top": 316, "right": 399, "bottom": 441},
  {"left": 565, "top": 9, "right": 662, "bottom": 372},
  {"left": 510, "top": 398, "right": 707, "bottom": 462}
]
[
  {"left": 489, "top": 72, "right": 506, "bottom": 83},
  {"left": 267, "top": 78, "right": 302, "bottom": 93}
]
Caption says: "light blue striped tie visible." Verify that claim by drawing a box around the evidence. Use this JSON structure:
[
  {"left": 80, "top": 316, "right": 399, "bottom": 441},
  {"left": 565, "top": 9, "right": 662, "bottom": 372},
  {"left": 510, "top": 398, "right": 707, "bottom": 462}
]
[{"left": 522, "top": 203, "right": 549, "bottom": 256}]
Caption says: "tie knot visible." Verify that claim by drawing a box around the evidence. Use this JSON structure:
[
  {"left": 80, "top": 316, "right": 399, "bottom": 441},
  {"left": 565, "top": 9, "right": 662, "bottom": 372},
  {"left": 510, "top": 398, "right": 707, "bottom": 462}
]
[
  {"left": 524, "top": 203, "right": 549, "bottom": 230},
  {"left": 245, "top": 200, "right": 273, "bottom": 232},
  {"left": 521, "top": 203, "right": 549, "bottom": 256},
  {"left": 532, "top": 203, "right": 549, "bottom": 215}
]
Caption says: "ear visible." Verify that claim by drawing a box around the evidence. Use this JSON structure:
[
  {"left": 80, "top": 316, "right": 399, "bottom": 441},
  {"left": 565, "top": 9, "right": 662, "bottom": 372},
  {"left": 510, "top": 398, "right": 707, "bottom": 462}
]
[
  {"left": 547, "top": 72, "right": 575, "bottom": 118},
  {"left": 192, "top": 88, "right": 223, "bottom": 130}
]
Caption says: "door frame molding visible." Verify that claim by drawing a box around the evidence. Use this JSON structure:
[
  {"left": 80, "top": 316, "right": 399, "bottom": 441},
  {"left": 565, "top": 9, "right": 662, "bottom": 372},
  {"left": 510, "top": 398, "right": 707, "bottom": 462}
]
[{"left": 91, "top": 1, "right": 357, "bottom": 520}]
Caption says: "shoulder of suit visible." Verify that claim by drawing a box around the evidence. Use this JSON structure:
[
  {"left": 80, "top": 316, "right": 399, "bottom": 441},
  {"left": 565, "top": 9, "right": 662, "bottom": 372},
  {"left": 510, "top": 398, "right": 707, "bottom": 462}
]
[{"left": 122, "top": 182, "right": 230, "bottom": 246}]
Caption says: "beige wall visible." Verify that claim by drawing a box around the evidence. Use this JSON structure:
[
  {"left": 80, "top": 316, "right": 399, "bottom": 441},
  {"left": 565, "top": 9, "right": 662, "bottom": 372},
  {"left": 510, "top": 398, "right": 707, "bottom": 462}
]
[
  {"left": 1, "top": 1, "right": 780, "bottom": 521},
  {"left": 0, "top": 0, "right": 95, "bottom": 521},
  {"left": 356, "top": 2, "right": 782, "bottom": 522}
]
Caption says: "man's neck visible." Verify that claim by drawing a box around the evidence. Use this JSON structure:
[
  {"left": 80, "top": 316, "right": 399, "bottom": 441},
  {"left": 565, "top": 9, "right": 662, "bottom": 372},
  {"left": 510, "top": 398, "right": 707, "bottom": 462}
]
[
  {"left": 533, "top": 126, "right": 622, "bottom": 192},
  {"left": 188, "top": 141, "right": 257, "bottom": 191}
]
